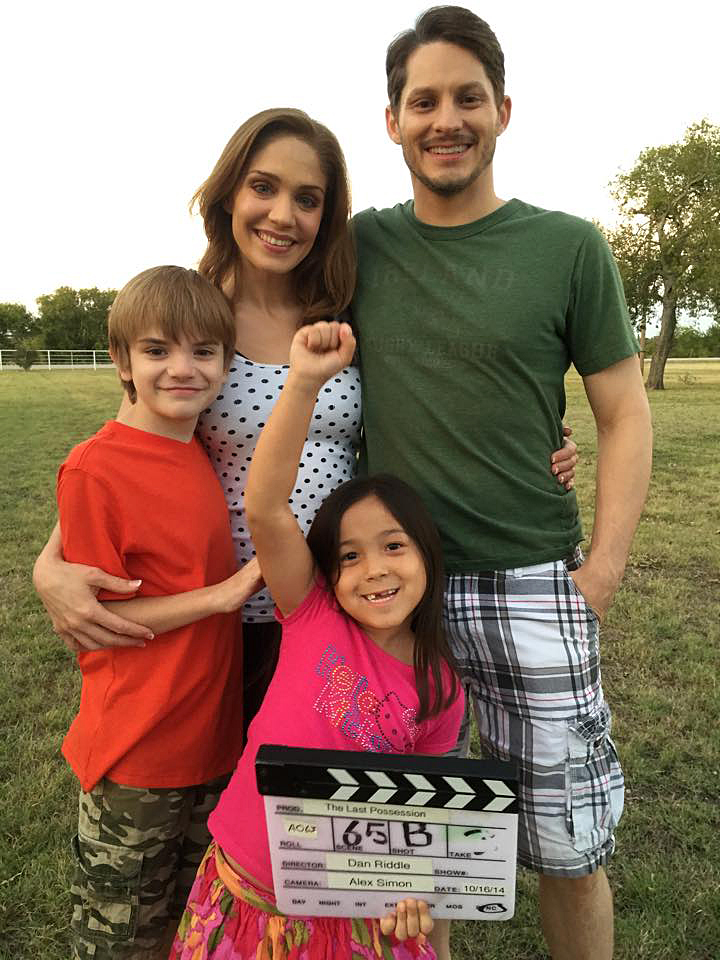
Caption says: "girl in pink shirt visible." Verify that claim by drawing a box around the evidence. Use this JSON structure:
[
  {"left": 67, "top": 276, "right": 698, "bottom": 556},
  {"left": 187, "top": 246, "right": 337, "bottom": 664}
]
[{"left": 170, "top": 321, "right": 465, "bottom": 960}]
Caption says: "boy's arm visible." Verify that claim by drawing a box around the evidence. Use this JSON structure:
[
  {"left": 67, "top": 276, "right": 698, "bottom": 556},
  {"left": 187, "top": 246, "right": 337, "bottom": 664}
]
[
  {"left": 245, "top": 322, "right": 356, "bottom": 617},
  {"left": 102, "top": 558, "right": 262, "bottom": 634},
  {"left": 57, "top": 468, "right": 261, "bottom": 643}
]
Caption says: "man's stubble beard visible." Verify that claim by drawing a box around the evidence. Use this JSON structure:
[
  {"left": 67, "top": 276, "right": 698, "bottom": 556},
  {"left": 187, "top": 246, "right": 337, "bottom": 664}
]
[{"left": 403, "top": 137, "right": 496, "bottom": 198}]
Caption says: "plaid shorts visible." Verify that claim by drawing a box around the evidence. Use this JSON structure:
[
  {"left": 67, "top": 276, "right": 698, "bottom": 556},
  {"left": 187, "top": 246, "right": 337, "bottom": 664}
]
[
  {"left": 444, "top": 547, "right": 624, "bottom": 877},
  {"left": 70, "top": 774, "right": 229, "bottom": 959}
]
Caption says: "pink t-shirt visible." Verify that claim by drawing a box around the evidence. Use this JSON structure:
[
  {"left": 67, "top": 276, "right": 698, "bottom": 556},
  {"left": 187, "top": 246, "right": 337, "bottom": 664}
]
[{"left": 209, "top": 583, "right": 465, "bottom": 889}]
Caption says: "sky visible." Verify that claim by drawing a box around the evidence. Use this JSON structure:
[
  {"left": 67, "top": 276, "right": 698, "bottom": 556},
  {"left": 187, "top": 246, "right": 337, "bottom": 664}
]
[{"left": 2, "top": 0, "right": 719, "bottom": 328}]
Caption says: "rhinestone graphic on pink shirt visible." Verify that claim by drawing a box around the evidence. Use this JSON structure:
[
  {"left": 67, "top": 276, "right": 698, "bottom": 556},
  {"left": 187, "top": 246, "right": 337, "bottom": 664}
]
[{"left": 313, "top": 644, "right": 418, "bottom": 753}]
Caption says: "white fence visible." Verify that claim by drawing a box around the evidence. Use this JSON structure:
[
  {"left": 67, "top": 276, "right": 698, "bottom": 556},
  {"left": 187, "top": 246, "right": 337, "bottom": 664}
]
[
  {"left": 0, "top": 349, "right": 113, "bottom": 370},
  {"left": 1, "top": 349, "right": 717, "bottom": 372}
]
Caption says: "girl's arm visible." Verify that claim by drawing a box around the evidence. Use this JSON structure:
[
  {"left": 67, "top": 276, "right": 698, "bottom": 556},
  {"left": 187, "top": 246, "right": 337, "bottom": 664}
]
[
  {"left": 102, "top": 558, "right": 262, "bottom": 634},
  {"left": 245, "top": 321, "right": 356, "bottom": 617},
  {"left": 33, "top": 521, "right": 152, "bottom": 650}
]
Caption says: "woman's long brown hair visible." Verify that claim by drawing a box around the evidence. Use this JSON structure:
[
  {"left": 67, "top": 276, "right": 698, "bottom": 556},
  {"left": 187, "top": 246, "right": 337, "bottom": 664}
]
[{"left": 191, "top": 108, "right": 356, "bottom": 321}]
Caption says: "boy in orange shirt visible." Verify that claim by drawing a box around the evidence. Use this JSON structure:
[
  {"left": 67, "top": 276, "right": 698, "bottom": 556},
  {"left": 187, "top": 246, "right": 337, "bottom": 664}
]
[{"left": 57, "top": 266, "right": 258, "bottom": 960}]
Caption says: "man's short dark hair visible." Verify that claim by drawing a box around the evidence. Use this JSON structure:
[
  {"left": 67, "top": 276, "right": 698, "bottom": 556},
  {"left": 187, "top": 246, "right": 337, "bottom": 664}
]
[{"left": 386, "top": 6, "right": 505, "bottom": 111}]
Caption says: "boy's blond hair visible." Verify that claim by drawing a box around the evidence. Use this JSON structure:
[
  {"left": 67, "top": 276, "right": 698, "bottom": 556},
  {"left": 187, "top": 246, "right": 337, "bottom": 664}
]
[{"left": 108, "top": 265, "right": 236, "bottom": 402}]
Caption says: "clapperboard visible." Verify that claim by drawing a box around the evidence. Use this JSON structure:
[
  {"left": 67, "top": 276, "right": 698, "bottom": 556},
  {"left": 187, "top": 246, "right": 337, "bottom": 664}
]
[{"left": 256, "top": 745, "right": 518, "bottom": 920}]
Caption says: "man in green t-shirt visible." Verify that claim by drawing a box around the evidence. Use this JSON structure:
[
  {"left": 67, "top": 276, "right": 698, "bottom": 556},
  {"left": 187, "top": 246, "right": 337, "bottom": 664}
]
[{"left": 351, "top": 7, "right": 652, "bottom": 960}]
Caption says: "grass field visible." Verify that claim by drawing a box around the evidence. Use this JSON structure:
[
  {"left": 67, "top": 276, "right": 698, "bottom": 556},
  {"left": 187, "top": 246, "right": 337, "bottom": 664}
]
[{"left": 1, "top": 365, "right": 719, "bottom": 959}]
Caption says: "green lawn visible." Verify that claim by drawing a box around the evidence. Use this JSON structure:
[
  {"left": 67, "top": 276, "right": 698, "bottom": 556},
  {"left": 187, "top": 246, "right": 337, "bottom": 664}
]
[{"left": 1, "top": 366, "right": 718, "bottom": 959}]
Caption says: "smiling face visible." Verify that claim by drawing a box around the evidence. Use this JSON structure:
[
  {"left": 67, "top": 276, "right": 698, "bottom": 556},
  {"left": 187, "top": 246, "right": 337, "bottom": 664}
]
[
  {"left": 228, "top": 135, "right": 327, "bottom": 277},
  {"left": 115, "top": 331, "right": 226, "bottom": 441},
  {"left": 333, "top": 495, "right": 427, "bottom": 656},
  {"left": 386, "top": 40, "right": 510, "bottom": 202}
]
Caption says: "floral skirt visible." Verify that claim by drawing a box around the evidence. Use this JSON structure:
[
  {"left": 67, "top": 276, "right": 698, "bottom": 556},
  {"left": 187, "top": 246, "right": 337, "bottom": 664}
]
[{"left": 169, "top": 843, "right": 435, "bottom": 960}]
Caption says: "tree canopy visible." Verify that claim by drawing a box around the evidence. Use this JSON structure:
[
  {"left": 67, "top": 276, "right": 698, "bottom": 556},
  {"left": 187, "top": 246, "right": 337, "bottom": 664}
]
[
  {"left": 0, "top": 302, "right": 37, "bottom": 350},
  {"left": 645, "top": 322, "right": 720, "bottom": 358},
  {"left": 36, "top": 287, "right": 116, "bottom": 351},
  {"left": 604, "top": 120, "right": 720, "bottom": 388}
]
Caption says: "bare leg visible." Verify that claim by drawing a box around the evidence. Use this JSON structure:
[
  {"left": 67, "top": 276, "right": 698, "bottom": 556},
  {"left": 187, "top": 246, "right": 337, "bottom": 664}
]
[
  {"left": 539, "top": 868, "right": 613, "bottom": 960},
  {"left": 427, "top": 918, "right": 451, "bottom": 960}
]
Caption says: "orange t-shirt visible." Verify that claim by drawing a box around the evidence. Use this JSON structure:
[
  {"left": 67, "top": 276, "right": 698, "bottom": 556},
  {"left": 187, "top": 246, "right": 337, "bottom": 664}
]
[{"left": 57, "top": 420, "right": 243, "bottom": 792}]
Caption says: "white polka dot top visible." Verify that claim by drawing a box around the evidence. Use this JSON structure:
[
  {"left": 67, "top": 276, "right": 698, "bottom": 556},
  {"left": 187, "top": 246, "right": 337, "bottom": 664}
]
[{"left": 196, "top": 354, "right": 362, "bottom": 621}]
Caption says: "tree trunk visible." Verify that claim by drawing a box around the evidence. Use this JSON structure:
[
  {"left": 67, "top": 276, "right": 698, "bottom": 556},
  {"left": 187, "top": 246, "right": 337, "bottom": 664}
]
[
  {"left": 646, "top": 296, "right": 677, "bottom": 389},
  {"left": 637, "top": 317, "right": 647, "bottom": 371}
]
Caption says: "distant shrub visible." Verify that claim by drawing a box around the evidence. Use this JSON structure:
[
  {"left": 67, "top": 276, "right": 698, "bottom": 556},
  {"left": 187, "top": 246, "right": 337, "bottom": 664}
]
[{"left": 14, "top": 343, "right": 38, "bottom": 370}]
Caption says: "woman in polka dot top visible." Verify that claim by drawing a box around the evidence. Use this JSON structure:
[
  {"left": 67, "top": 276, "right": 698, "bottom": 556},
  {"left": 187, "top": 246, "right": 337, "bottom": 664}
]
[{"left": 186, "top": 109, "right": 359, "bottom": 735}]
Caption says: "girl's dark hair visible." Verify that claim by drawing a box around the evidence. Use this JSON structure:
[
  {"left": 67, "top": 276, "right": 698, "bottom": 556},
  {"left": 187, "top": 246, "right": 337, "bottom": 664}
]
[{"left": 306, "top": 474, "right": 459, "bottom": 723}]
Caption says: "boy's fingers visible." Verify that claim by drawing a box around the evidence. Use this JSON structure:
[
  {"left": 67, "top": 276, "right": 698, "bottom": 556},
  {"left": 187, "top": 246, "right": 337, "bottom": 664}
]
[{"left": 379, "top": 911, "right": 396, "bottom": 936}]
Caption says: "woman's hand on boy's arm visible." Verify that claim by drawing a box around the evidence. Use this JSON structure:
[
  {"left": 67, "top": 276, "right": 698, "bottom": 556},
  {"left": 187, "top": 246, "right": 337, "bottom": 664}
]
[
  {"left": 380, "top": 899, "right": 433, "bottom": 941},
  {"left": 33, "top": 522, "right": 151, "bottom": 652}
]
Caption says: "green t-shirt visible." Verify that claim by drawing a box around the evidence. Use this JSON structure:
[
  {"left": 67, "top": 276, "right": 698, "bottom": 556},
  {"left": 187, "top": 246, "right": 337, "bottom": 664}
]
[{"left": 351, "top": 199, "right": 638, "bottom": 572}]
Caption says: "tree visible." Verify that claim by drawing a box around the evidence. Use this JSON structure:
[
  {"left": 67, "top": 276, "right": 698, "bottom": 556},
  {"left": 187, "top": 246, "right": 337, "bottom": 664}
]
[
  {"left": 0, "top": 302, "right": 37, "bottom": 350},
  {"left": 36, "top": 287, "right": 117, "bottom": 350},
  {"left": 646, "top": 322, "right": 720, "bottom": 358},
  {"left": 599, "top": 221, "right": 659, "bottom": 362},
  {"left": 671, "top": 324, "right": 713, "bottom": 357},
  {"left": 703, "top": 321, "right": 720, "bottom": 356},
  {"left": 606, "top": 120, "right": 720, "bottom": 389}
]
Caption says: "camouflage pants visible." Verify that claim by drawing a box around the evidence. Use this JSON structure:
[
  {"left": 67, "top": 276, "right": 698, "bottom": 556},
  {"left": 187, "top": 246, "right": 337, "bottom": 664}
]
[{"left": 70, "top": 775, "right": 229, "bottom": 959}]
